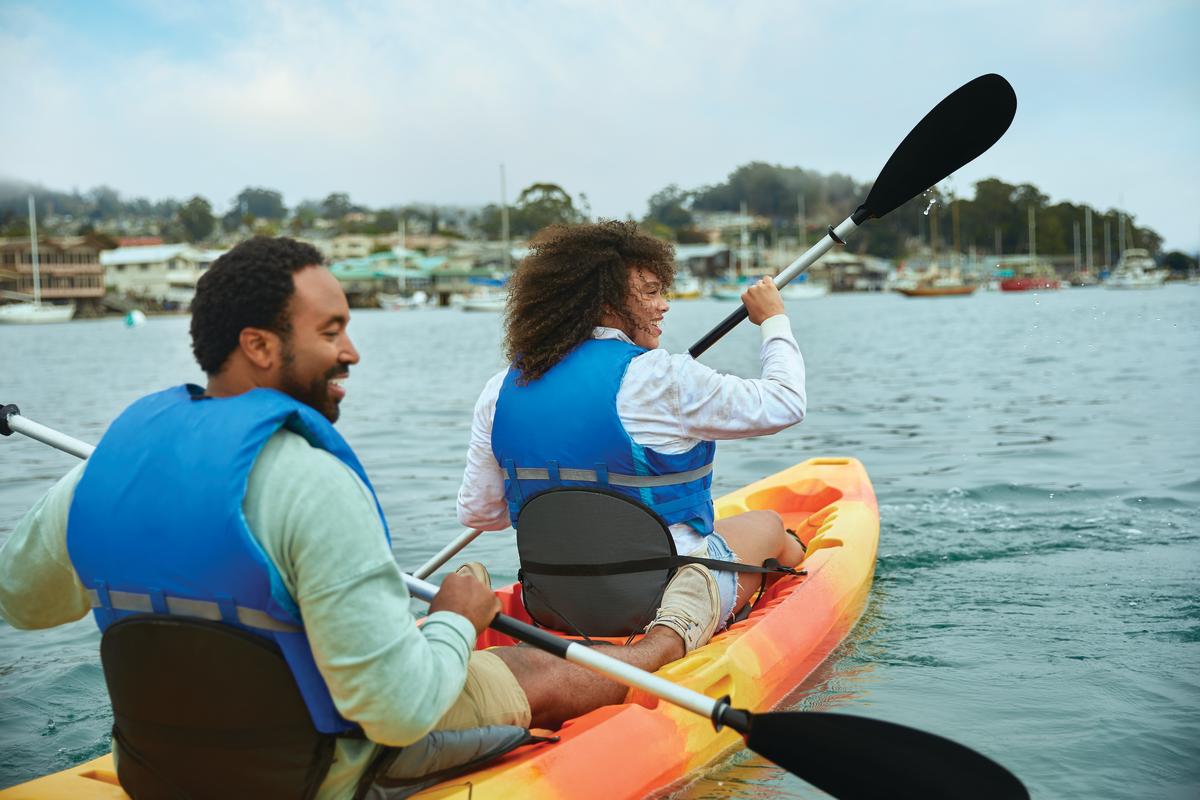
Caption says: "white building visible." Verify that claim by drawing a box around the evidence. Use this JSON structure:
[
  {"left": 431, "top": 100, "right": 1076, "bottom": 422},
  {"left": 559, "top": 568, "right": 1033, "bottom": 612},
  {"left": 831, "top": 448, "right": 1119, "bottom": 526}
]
[
  {"left": 310, "top": 235, "right": 375, "bottom": 262},
  {"left": 100, "top": 244, "right": 226, "bottom": 308}
]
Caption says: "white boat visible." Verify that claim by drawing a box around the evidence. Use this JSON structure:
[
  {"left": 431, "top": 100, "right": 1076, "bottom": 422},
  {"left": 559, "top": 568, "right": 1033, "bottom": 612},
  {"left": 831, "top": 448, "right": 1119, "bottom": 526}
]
[
  {"left": 0, "top": 301, "right": 76, "bottom": 324},
  {"left": 461, "top": 292, "right": 506, "bottom": 312},
  {"left": 671, "top": 272, "right": 703, "bottom": 300},
  {"left": 0, "top": 196, "right": 77, "bottom": 324},
  {"left": 378, "top": 290, "right": 429, "bottom": 310},
  {"left": 708, "top": 287, "right": 742, "bottom": 301},
  {"left": 1105, "top": 249, "right": 1166, "bottom": 289},
  {"left": 780, "top": 280, "right": 830, "bottom": 300}
]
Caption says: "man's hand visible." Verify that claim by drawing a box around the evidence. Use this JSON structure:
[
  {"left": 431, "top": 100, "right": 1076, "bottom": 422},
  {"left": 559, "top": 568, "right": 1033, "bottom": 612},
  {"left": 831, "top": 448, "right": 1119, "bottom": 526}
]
[
  {"left": 741, "top": 277, "right": 786, "bottom": 325},
  {"left": 428, "top": 572, "right": 501, "bottom": 636}
]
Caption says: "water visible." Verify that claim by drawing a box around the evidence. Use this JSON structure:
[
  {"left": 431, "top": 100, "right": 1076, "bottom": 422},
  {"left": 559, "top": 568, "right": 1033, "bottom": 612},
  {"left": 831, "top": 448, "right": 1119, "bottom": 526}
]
[{"left": 2, "top": 286, "right": 1198, "bottom": 797}]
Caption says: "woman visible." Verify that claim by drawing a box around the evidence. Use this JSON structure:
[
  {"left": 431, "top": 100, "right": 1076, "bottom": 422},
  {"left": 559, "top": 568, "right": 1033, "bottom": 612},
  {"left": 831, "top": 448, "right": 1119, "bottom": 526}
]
[{"left": 457, "top": 220, "right": 807, "bottom": 645}]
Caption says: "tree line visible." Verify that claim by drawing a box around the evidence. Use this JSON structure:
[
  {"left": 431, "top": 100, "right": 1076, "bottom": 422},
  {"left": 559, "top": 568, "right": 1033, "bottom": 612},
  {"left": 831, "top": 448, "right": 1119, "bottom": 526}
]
[
  {"left": 642, "top": 162, "right": 1172, "bottom": 266},
  {"left": 2, "top": 171, "right": 1192, "bottom": 273},
  {"left": 0, "top": 183, "right": 461, "bottom": 245}
]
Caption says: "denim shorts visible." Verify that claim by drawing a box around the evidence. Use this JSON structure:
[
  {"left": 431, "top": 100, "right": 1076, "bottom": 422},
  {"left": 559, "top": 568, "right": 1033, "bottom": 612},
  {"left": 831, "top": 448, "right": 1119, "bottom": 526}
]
[{"left": 701, "top": 531, "right": 739, "bottom": 628}]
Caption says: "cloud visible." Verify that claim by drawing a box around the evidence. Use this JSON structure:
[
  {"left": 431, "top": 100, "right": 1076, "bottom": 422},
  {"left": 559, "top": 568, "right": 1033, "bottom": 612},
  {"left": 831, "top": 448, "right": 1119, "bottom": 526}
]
[{"left": 1, "top": 0, "right": 1197, "bottom": 247}]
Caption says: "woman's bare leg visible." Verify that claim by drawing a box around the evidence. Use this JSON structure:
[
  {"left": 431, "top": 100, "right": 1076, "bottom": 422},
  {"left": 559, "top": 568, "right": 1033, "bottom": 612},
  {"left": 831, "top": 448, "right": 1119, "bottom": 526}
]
[{"left": 713, "top": 509, "right": 804, "bottom": 615}]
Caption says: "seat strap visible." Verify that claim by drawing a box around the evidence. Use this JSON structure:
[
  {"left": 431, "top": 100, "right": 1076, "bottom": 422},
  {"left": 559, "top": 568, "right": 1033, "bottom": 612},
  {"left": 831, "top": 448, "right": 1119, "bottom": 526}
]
[{"left": 520, "top": 555, "right": 801, "bottom": 577}]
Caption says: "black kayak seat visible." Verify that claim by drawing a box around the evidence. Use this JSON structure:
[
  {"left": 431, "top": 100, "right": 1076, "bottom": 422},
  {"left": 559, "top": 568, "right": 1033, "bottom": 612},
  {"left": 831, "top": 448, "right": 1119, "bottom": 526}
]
[
  {"left": 101, "top": 615, "right": 337, "bottom": 800},
  {"left": 516, "top": 487, "right": 789, "bottom": 638}
]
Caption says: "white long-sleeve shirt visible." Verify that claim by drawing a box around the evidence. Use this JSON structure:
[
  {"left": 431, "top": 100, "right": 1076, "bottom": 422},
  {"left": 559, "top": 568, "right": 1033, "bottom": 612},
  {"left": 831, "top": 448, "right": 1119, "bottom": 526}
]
[{"left": 456, "top": 315, "right": 807, "bottom": 552}]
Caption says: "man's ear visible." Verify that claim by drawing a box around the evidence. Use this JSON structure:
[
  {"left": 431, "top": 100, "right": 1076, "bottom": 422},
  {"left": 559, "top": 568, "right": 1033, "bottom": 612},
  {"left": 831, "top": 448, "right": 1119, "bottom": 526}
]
[{"left": 239, "top": 327, "right": 282, "bottom": 371}]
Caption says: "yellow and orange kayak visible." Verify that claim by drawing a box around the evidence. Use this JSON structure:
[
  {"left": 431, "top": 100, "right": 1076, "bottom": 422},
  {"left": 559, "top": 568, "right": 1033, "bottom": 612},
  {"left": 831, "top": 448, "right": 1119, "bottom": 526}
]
[{"left": 1, "top": 457, "right": 879, "bottom": 800}]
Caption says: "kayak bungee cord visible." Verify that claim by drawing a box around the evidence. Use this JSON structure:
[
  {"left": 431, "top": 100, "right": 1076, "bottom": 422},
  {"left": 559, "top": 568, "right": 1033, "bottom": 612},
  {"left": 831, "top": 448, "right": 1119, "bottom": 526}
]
[{"left": 3, "top": 405, "right": 1030, "bottom": 799}]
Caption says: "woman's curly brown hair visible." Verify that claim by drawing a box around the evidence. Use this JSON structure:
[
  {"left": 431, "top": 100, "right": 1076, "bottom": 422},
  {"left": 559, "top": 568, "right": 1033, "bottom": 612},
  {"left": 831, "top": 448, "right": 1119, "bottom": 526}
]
[{"left": 504, "top": 220, "right": 675, "bottom": 383}]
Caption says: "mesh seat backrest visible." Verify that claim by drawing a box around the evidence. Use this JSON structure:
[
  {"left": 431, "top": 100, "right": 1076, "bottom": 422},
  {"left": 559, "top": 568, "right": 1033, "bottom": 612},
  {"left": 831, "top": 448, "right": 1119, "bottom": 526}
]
[
  {"left": 100, "top": 616, "right": 335, "bottom": 800},
  {"left": 516, "top": 488, "right": 676, "bottom": 637}
]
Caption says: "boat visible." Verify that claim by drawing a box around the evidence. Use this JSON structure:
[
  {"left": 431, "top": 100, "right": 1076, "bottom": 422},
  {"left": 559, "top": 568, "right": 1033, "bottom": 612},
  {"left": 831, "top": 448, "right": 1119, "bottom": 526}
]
[
  {"left": 1000, "top": 208, "right": 1060, "bottom": 292},
  {"left": 670, "top": 272, "right": 704, "bottom": 300},
  {"left": 895, "top": 283, "right": 976, "bottom": 297},
  {"left": 1, "top": 457, "right": 879, "bottom": 800},
  {"left": 378, "top": 290, "right": 429, "bottom": 310},
  {"left": 999, "top": 274, "right": 1060, "bottom": 292},
  {"left": 1104, "top": 249, "right": 1166, "bottom": 290},
  {"left": 780, "top": 279, "right": 830, "bottom": 300},
  {"left": 890, "top": 262, "right": 975, "bottom": 297},
  {"left": 707, "top": 281, "right": 743, "bottom": 301},
  {"left": 0, "top": 196, "right": 76, "bottom": 325},
  {"left": 0, "top": 301, "right": 76, "bottom": 324},
  {"left": 460, "top": 292, "right": 507, "bottom": 312}
]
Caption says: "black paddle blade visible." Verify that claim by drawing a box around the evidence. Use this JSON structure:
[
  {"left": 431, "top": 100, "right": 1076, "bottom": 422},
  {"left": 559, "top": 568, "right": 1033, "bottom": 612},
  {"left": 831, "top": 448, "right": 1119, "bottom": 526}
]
[
  {"left": 855, "top": 73, "right": 1017, "bottom": 224},
  {"left": 747, "top": 711, "right": 1029, "bottom": 800}
]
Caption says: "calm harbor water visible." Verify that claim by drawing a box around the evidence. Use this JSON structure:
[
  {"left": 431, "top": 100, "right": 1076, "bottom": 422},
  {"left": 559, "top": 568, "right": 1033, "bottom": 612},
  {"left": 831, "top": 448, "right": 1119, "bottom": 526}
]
[{"left": 1, "top": 286, "right": 1198, "bottom": 797}]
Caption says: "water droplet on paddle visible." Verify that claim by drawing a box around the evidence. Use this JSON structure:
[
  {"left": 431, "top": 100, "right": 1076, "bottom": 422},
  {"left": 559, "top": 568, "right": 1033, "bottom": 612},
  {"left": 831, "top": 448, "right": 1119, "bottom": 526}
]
[{"left": 923, "top": 197, "right": 937, "bottom": 216}]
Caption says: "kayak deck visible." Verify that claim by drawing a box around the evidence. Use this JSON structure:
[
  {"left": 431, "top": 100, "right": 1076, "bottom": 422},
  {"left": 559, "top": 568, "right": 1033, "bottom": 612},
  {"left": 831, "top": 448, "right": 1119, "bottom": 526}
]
[{"left": 0, "top": 457, "right": 878, "bottom": 800}]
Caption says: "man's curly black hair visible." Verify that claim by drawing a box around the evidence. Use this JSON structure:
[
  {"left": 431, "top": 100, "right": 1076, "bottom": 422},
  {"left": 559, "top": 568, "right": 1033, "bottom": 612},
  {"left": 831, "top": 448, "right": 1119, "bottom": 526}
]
[{"left": 190, "top": 236, "right": 324, "bottom": 374}]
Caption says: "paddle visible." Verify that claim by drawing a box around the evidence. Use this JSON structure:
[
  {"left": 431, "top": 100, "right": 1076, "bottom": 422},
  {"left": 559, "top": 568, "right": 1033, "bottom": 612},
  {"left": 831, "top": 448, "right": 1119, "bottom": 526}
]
[
  {"left": 689, "top": 73, "right": 1018, "bottom": 358},
  {"left": 402, "top": 571, "right": 1029, "bottom": 800},
  {"left": 1, "top": 402, "right": 94, "bottom": 458}
]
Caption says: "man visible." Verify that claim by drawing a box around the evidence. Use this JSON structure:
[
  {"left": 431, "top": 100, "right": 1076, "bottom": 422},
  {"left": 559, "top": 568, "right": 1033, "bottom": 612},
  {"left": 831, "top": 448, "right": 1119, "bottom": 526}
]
[
  {"left": 0, "top": 236, "right": 705, "bottom": 799},
  {"left": 458, "top": 221, "right": 808, "bottom": 633}
]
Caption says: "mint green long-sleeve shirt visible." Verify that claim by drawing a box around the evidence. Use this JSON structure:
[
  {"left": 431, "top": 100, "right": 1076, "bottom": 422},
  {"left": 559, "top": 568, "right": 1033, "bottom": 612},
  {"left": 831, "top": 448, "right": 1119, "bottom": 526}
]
[{"left": 0, "top": 429, "right": 478, "bottom": 799}]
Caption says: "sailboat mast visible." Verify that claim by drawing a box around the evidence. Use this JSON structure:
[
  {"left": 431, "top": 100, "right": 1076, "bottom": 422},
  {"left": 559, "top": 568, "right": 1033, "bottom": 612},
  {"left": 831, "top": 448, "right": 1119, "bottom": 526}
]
[
  {"left": 739, "top": 201, "right": 748, "bottom": 277},
  {"left": 28, "top": 195, "right": 41, "bottom": 306},
  {"left": 1028, "top": 205, "right": 1037, "bottom": 267},
  {"left": 500, "top": 164, "right": 511, "bottom": 274},
  {"left": 398, "top": 216, "right": 407, "bottom": 293},
  {"left": 1085, "top": 207, "right": 1094, "bottom": 273}
]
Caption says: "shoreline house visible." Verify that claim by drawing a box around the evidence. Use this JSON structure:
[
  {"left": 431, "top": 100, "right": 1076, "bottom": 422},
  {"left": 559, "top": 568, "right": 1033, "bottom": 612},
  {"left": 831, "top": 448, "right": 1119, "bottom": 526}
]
[
  {"left": 0, "top": 235, "right": 106, "bottom": 311},
  {"left": 99, "top": 244, "right": 226, "bottom": 309}
]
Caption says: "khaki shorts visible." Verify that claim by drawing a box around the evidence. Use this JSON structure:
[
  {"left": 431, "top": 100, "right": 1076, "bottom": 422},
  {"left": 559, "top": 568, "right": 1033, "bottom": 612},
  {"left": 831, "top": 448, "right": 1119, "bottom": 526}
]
[{"left": 433, "top": 649, "right": 531, "bottom": 730}]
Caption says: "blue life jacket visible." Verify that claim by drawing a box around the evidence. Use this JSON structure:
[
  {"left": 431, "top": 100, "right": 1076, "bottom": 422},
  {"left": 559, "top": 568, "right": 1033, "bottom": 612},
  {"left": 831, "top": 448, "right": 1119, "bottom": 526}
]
[
  {"left": 492, "top": 338, "right": 716, "bottom": 533},
  {"left": 67, "top": 384, "right": 389, "bottom": 735}
]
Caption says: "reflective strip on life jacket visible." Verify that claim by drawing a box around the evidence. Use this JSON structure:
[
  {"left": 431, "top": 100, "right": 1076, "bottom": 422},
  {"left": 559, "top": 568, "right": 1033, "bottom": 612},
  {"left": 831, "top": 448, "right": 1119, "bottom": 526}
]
[
  {"left": 507, "top": 461, "right": 713, "bottom": 488},
  {"left": 85, "top": 589, "right": 302, "bottom": 634}
]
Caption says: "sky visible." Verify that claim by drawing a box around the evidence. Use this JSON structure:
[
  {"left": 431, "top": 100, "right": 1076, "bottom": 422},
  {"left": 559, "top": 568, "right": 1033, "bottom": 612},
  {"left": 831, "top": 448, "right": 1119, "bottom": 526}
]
[{"left": 1, "top": 0, "right": 1198, "bottom": 251}]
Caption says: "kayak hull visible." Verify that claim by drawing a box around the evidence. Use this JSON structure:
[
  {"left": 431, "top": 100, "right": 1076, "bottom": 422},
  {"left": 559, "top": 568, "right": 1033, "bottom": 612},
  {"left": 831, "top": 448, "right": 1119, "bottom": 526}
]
[{"left": 0, "top": 457, "right": 879, "bottom": 800}]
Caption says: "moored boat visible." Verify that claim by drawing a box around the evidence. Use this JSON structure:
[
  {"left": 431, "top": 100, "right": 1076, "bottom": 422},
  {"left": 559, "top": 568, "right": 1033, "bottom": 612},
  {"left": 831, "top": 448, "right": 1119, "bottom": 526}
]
[
  {"left": 894, "top": 283, "right": 975, "bottom": 297},
  {"left": 0, "top": 301, "right": 76, "bottom": 324},
  {"left": 999, "top": 274, "right": 1059, "bottom": 292},
  {"left": 0, "top": 457, "right": 879, "bottom": 800},
  {"left": 780, "top": 279, "right": 830, "bottom": 299},
  {"left": 0, "top": 196, "right": 77, "bottom": 325},
  {"left": 1104, "top": 249, "right": 1166, "bottom": 290},
  {"left": 460, "top": 293, "right": 507, "bottom": 312}
]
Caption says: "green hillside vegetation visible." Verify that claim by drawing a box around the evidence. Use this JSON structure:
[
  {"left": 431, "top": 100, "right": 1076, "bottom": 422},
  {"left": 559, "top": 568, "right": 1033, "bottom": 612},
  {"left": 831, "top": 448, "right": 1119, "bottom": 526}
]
[
  {"left": 0, "top": 169, "right": 1185, "bottom": 274},
  {"left": 643, "top": 162, "right": 1165, "bottom": 264}
]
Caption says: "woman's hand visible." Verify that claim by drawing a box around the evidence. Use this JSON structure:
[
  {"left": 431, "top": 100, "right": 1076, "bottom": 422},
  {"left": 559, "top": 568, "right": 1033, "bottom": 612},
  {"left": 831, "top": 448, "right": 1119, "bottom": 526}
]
[{"left": 741, "top": 277, "right": 785, "bottom": 325}]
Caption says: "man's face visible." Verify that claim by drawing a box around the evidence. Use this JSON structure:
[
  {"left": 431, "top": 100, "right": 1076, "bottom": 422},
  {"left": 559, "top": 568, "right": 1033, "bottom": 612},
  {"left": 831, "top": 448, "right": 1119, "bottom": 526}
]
[
  {"left": 623, "top": 267, "right": 670, "bottom": 349},
  {"left": 276, "top": 266, "right": 359, "bottom": 422}
]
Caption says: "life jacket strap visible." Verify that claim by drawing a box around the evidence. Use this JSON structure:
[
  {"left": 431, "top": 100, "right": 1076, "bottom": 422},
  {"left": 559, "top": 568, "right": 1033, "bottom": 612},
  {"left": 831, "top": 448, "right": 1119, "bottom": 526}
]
[
  {"left": 86, "top": 589, "right": 301, "bottom": 634},
  {"left": 509, "top": 461, "right": 713, "bottom": 488}
]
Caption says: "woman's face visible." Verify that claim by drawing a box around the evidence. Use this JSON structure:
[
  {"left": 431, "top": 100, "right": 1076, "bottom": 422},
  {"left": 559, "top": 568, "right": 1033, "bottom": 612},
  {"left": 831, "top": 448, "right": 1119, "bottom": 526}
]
[{"left": 620, "top": 267, "right": 670, "bottom": 349}]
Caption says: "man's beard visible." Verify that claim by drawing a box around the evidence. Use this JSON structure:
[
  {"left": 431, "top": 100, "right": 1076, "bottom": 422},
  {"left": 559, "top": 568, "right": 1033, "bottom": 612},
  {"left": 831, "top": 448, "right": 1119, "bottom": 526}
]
[{"left": 280, "top": 343, "right": 344, "bottom": 422}]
